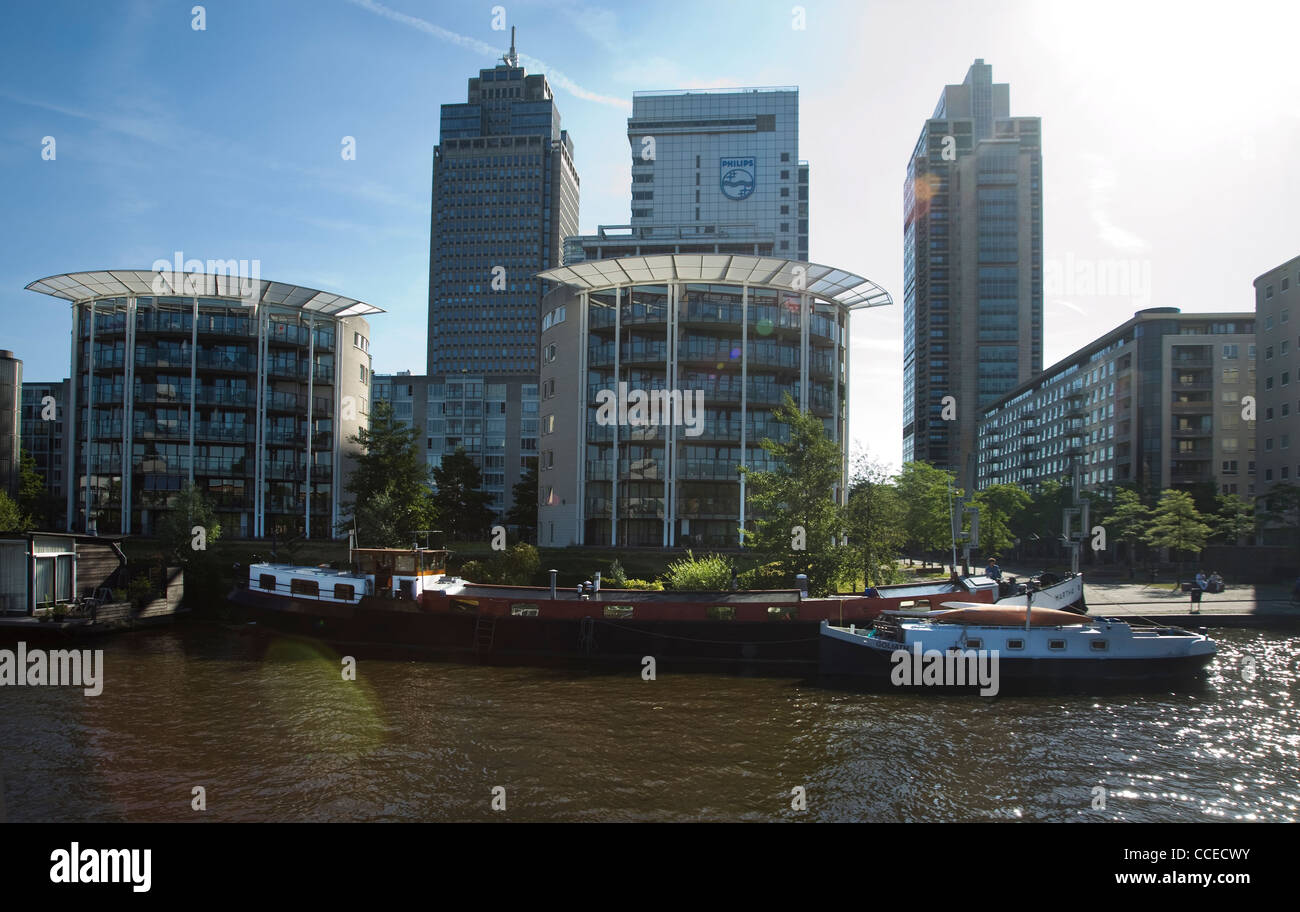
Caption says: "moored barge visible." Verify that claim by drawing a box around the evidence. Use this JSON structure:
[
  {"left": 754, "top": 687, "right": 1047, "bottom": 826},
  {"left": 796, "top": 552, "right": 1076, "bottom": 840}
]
[{"left": 229, "top": 546, "right": 1084, "bottom": 672}]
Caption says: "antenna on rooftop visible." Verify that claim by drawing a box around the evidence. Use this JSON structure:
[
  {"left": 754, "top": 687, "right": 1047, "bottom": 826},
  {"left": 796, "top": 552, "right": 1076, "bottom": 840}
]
[{"left": 503, "top": 26, "right": 519, "bottom": 67}]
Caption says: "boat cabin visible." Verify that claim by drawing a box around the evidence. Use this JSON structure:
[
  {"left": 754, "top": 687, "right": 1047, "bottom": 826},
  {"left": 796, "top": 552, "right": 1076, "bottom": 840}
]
[
  {"left": 352, "top": 548, "right": 448, "bottom": 599},
  {"left": 248, "top": 547, "right": 450, "bottom": 605}
]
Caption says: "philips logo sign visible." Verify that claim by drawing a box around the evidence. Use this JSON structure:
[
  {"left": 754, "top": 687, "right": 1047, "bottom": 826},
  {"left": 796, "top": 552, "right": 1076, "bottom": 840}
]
[{"left": 720, "top": 157, "right": 756, "bottom": 200}]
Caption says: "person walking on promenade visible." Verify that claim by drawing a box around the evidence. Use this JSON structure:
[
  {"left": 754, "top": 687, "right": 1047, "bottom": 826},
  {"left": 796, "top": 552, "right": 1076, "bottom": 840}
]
[{"left": 1190, "top": 571, "right": 1208, "bottom": 613}]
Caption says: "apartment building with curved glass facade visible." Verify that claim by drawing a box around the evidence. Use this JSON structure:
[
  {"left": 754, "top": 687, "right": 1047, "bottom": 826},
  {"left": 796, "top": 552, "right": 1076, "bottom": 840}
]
[
  {"left": 535, "top": 254, "right": 891, "bottom": 548},
  {"left": 26, "top": 270, "right": 380, "bottom": 539}
]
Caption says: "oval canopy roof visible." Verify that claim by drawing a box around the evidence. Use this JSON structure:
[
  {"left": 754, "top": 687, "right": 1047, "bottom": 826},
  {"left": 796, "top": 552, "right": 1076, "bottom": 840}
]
[
  {"left": 26, "top": 269, "right": 383, "bottom": 318},
  {"left": 538, "top": 254, "right": 893, "bottom": 309}
]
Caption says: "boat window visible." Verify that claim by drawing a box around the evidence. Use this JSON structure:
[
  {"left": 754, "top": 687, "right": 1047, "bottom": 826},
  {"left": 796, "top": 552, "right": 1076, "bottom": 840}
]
[
  {"left": 511, "top": 603, "right": 539, "bottom": 616},
  {"left": 898, "top": 599, "right": 929, "bottom": 610},
  {"left": 450, "top": 598, "right": 478, "bottom": 614},
  {"left": 290, "top": 579, "right": 319, "bottom": 597},
  {"left": 259, "top": 574, "right": 276, "bottom": 591},
  {"left": 706, "top": 606, "right": 736, "bottom": 621},
  {"left": 1090, "top": 639, "right": 1108, "bottom": 651},
  {"left": 1048, "top": 639, "right": 1066, "bottom": 650},
  {"left": 604, "top": 605, "right": 634, "bottom": 619},
  {"left": 395, "top": 555, "right": 416, "bottom": 573},
  {"left": 767, "top": 605, "right": 798, "bottom": 620},
  {"left": 1007, "top": 638, "right": 1024, "bottom": 650},
  {"left": 965, "top": 638, "right": 983, "bottom": 650},
  {"left": 334, "top": 584, "right": 355, "bottom": 601}
]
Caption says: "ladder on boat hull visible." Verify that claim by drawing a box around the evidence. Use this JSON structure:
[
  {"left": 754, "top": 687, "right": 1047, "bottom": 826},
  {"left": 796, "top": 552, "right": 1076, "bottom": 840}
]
[{"left": 474, "top": 616, "right": 495, "bottom": 654}]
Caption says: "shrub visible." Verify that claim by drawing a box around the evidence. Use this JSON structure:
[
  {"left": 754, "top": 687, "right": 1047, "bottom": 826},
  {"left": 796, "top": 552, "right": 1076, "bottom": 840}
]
[
  {"left": 128, "top": 575, "right": 156, "bottom": 609},
  {"left": 498, "top": 543, "right": 540, "bottom": 585},
  {"left": 736, "top": 561, "right": 790, "bottom": 590},
  {"left": 661, "top": 551, "right": 733, "bottom": 590},
  {"left": 607, "top": 558, "right": 628, "bottom": 587},
  {"left": 620, "top": 578, "right": 664, "bottom": 591},
  {"left": 458, "top": 559, "right": 493, "bottom": 583}
]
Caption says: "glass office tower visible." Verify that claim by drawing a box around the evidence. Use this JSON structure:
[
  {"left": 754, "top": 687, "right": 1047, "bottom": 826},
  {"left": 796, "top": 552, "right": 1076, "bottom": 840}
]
[
  {"left": 902, "top": 59, "right": 1043, "bottom": 481},
  {"left": 426, "top": 35, "right": 578, "bottom": 521}
]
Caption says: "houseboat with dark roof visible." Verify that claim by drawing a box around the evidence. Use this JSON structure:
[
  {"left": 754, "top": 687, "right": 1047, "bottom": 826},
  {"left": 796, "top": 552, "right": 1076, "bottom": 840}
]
[{"left": 230, "top": 545, "right": 1083, "bottom": 671}]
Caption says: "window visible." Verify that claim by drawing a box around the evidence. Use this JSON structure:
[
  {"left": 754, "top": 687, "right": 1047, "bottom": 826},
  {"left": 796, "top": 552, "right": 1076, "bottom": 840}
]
[
  {"left": 290, "top": 579, "right": 319, "bottom": 597},
  {"left": 333, "top": 584, "right": 355, "bottom": 601},
  {"left": 1223, "top": 344, "right": 1239, "bottom": 359},
  {"left": 705, "top": 606, "right": 736, "bottom": 620},
  {"left": 542, "top": 414, "right": 554, "bottom": 434},
  {"left": 543, "top": 343, "right": 557, "bottom": 363},
  {"left": 1090, "top": 639, "right": 1108, "bottom": 652},
  {"left": 511, "top": 603, "right": 539, "bottom": 617},
  {"left": 1006, "top": 638, "right": 1025, "bottom": 650},
  {"left": 359, "top": 364, "right": 368, "bottom": 384},
  {"left": 259, "top": 574, "right": 276, "bottom": 591},
  {"left": 603, "top": 605, "right": 634, "bottom": 619},
  {"left": 1048, "top": 639, "right": 1066, "bottom": 650}
]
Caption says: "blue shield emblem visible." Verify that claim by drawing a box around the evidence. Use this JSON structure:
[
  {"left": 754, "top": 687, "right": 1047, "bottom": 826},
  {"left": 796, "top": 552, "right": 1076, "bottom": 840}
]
[{"left": 720, "top": 157, "right": 756, "bottom": 200}]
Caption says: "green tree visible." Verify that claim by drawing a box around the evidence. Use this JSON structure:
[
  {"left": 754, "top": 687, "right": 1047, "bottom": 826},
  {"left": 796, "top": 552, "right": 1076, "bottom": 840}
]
[
  {"left": 432, "top": 447, "right": 495, "bottom": 541},
  {"left": 1213, "top": 492, "right": 1254, "bottom": 546},
  {"left": 1015, "top": 480, "right": 1073, "bottom": 559},
  {"left": 339, "top": 400, "right": 437, "bottom": 547},
  {"left": 973, "top": 483, "right": 1031, "bottom": 559},
  {"left": 845, "top": 456, "right": 905, "bottom": 587},
  {"left": 17, "top": 451, "right": 59, "bottom": 529},
  {"left": 153, "top": 483, "right": 222, "bottom": 564},
  {"left": 1145, "top": 489, "right": 1212, "bottom": 584},
  {"left": 1257, "top": 482, "right": 1300, "bottom": 557},
  {"left": 893, "top": 461, "right": 955, "bottom": 558},
  {"left": 504, "top": 461, "right": 538, "bottom": 542},
  {"left": 0, "top": 490, "right": 30, "bottom": 532},
  {"left": 1107, "top": 487, "right": 1151, "bottom": 571},
  {"left": 743, "top": 393, "right": 855, "bottom": 596}
]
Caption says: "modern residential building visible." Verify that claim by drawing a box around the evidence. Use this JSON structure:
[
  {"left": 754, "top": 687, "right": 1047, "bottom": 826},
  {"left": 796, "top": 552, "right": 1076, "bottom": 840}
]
[
  {"left": 566, "top": 86, "right": 806, "bottom": 265},
  {"left": 535, "top": 254, "right": 891, "bottom": 548},
  {"left": 1254, "top": 254, "right": 1300, "bottom": 494},
  {"left": 976, "top": 308, "right": 1256, "bottom": 497},
  {"left": 26, "top": 269, "right": 380, "bottom": 539},
  {"left": 426, "top": 32, "right": 574, "bottom": 521},
  {"left": 20, "top": 378, "right": 71, "bottom": 526},
  {"left": 903, "top": 59, "right": 1043, "bottom": 480},
  {"left": 0, "top": 351, "right": 20, "bottom": 498}
]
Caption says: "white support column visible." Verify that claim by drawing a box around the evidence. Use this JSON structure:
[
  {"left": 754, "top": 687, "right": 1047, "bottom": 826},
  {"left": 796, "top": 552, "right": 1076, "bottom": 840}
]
[
  {"left": 663, "top": 283, "right": 675, "bottom": 547},
  {"left": 65, "top": 303, "right": 78, "bottom": 532},
  {"left": 739, "top": 284, "right": 748, "bottom": 547},
  {"left": 254, "top": 305, "right": 268, "bottom": 537},
  {"left": 610, "top": 287, "right": 620, "bottom": 547},
  {"left": 85, "top": 301, "right": 95, "bottom": 533},
  {"left": 576, "top": 292, "right": 589, "bottom": 545},
  {"left": 122, "top": 297, "right": 136, "bottom": 534},
  {"left": 800, "top": 292, "right": 810, "bottom": 412},
  {"left": 305, "top": 315, "right": 315, "bottom": 539},
  {"left": 841, "top": 309, "right": 851, "bottom": 508},
  {"left": 188, "top": 296, "right": 198, "bottom": 486},
  {"left": 331, "top": 318, "right": 343, "bottom": 538}
]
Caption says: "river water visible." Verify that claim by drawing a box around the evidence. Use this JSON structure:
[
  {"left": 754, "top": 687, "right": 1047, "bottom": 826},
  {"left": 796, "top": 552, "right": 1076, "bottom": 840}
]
[{"left": 1, "top": 626, "right": 1296, "bottom": 822}]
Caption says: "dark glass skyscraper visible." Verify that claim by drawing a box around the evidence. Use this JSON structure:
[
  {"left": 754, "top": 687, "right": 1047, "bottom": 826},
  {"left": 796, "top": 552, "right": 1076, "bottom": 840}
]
[
  {"left": 902, "top": 59, "right": 1042, "bottom": 481},
  {"left": 425, "top": 34, "right": 579, "bottom": 522}
]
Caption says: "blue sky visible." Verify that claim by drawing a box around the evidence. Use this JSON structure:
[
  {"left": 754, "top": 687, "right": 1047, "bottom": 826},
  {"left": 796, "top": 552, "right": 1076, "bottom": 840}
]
[{"left": 2, "top": 0, "right": 1298, "bottom": 471}]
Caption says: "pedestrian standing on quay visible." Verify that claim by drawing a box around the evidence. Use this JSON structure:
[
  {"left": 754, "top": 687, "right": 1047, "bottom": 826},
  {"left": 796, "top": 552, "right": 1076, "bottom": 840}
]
[{"left": 1190, "top": 571, "right": 1207, "bottom": 613}]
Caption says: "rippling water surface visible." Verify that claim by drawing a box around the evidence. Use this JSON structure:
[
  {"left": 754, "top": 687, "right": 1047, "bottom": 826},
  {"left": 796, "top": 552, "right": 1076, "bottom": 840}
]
[{"left": 1, "top": 627, "right": 1296, "bottom": 822}]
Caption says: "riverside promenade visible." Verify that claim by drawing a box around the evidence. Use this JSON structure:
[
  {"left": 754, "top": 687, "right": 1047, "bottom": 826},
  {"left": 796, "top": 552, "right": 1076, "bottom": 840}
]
[{"left": 1001, "top": 564, "right": 1300, "bottom": 629}]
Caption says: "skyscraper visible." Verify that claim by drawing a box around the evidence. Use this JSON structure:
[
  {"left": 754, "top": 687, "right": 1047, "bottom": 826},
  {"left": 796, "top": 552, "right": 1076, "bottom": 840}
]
[
  {"left": 567, "top": 87, "right": 806, "bottom": 264},
  {"left": 426, "top": 32, "right": 579, "bottom": 523},
  {"left": 902, "top": 60, "right": 1042, "bottom": 481}
]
